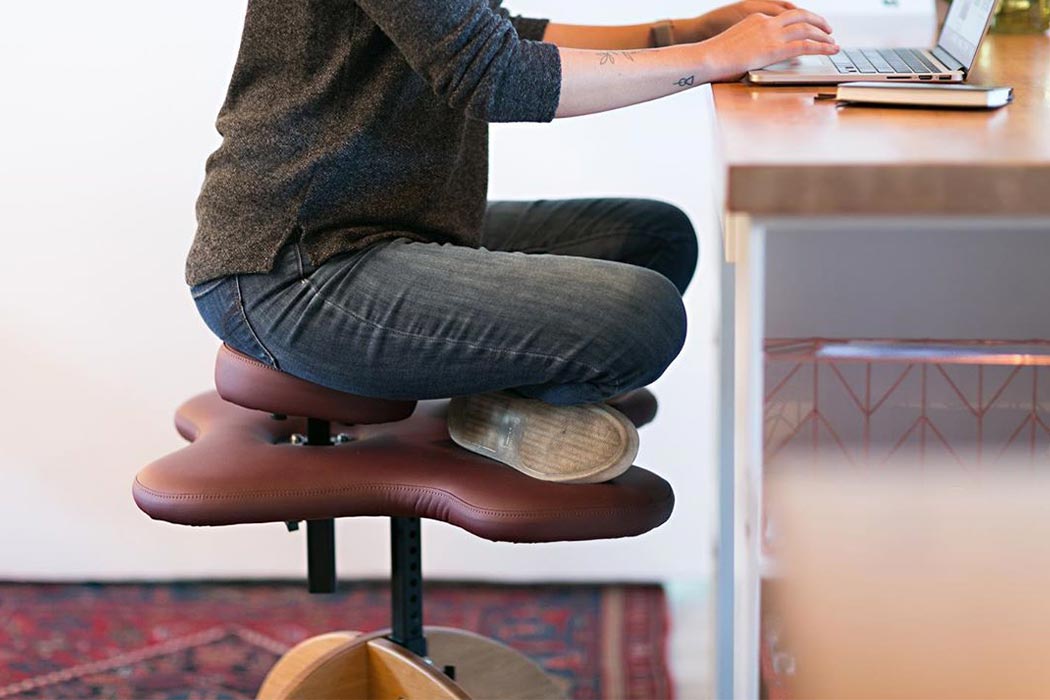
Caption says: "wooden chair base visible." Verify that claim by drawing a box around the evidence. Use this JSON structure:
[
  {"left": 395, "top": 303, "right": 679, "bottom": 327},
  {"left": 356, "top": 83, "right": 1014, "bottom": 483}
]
[{"left": 257, "top": 626, "right": 569, "bottom": 700}]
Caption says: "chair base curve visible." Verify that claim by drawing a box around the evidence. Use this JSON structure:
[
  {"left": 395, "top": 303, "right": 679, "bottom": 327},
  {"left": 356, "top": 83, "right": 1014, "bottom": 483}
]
[{"left": 257, "top": 627, "right": 568, "bottom": 700}]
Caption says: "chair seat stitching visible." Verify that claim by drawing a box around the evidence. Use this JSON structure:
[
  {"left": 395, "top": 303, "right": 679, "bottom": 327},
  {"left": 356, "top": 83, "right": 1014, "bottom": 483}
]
[{"left": 134, "top": 480, "right": 670, "bottom": 519}]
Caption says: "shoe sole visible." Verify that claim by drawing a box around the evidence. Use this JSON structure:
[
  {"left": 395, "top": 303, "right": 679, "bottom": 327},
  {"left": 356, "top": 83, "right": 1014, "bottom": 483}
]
[{"left": 447, "top": 392, "right": 639, "bottom": 484}]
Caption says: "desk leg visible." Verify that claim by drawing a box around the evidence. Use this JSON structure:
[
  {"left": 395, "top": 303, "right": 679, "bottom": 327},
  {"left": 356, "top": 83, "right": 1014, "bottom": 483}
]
[
  {"left": 716, "top": 249, "right": 736, "bottom": 700},
  {"left": 717, "top": 217, "right": 767, "bottom": 700},
  {"left": 737, "top": 221, "right": 767, "bottom": 700}
]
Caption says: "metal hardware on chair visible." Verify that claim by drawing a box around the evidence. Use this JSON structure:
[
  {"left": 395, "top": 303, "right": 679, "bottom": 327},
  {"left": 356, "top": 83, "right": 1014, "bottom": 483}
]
[
  {"left": 390, "top": 516, "right": 426, "bottom": 657},
  {"left": 306, "top": 417, "right": 331, "bottom": 447},
  {"left": 301, "top": 417, "right": 337, "bottom": 594},
  {"left": 306, "top": 519, "right": 336, "bottom": 594}
]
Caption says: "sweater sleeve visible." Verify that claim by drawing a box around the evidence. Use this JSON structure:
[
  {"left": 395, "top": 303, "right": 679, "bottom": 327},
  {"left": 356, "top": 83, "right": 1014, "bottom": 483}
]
[
  {"left": 355, "top": 0, "right": 561, "bottom": 123},
  {"left": 509, "top": 16, "right": 550, "bottom": 41}
]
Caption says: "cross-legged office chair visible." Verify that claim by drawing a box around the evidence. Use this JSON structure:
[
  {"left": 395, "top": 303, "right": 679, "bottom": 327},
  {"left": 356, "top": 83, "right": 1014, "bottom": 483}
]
[{"left": 133, "top": 345, "right": 675, "bottom": 699}]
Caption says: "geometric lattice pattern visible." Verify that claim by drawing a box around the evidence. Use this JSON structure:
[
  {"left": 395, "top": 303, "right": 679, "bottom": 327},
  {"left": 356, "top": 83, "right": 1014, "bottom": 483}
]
[
  {"left": 765, "top": 338, "right": 1050, "bottom": 468},
  {"left": 0, "top": 581, "right": 671, "bottom": 700}
]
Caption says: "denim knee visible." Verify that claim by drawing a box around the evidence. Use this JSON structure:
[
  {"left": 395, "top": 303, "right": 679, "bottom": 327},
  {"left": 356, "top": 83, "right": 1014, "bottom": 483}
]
[
  {"left": 651, "top": 201, "right": 701, "bottom": 293},
  {"left": 605, "top": 267, "right": 688, "bottom": 393},
  {"left": 634, "top": 200, "right": 699, "bottom": 295}
]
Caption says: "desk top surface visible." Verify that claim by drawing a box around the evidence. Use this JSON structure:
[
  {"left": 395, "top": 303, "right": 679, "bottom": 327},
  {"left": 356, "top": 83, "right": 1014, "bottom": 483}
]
[{"left": 713, "top": 34, "right": 1050, "bottom": 216}]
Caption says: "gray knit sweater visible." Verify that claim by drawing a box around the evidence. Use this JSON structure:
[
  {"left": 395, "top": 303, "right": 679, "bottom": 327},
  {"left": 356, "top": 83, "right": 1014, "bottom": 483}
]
[{"left": 187, "top": 0, "right": 561, "bottom": 285}]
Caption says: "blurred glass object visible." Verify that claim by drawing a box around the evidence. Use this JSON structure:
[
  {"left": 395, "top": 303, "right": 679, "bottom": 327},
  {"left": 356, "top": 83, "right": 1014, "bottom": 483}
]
[
  {"left": 993, "top": 0, "right": 1050, "bottom": 32},
  {"left": 946, "top": 0, "right": 1050, "bottom": 33},
  {"left": 769, "top": 467, "right": 1050, "bottom": 700}
]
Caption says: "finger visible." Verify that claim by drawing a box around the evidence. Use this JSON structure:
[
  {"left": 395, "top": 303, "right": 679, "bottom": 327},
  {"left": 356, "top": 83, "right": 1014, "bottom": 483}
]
[
  {"left": 786, "top": 39, "right": 841, "bottom": 56},
  {"left": 782, "top": 23, "right": 836, "bottom": 45},
  {"left": 754, "top": 1, "right": 794, "bottom": 15},
  {"left": 775, "top": 8, "right": 833, "bottom": 34}
]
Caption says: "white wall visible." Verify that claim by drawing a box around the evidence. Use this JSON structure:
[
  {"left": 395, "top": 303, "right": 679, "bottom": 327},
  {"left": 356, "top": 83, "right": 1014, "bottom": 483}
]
[{"left": 0, "top": 0, "right": 931, "bottom": 582}]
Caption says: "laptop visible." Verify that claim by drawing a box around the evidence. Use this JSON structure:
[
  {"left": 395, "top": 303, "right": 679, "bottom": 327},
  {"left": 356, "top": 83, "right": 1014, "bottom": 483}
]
[{"left": 748, "top": 0, "right": 998, "bottom": 85}]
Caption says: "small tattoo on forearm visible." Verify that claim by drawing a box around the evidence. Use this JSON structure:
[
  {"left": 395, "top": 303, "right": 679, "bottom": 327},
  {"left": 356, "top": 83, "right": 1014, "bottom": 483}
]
[
  {"left": 598, "top": 51, "right": 640, "bottom": 65},
  {"left": 675, "top": 75, "right": 696, "bottom": 87}
]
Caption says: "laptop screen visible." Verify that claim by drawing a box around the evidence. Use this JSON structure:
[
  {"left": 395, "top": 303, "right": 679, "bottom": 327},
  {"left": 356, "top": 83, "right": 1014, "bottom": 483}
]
[{"left": 938, "top": 0, "right": 997, "bottom": 69}]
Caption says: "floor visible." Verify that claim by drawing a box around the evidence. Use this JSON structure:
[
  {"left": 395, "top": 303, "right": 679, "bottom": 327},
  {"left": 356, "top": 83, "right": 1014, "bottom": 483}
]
[{"left": 0, "top": 580, "right": 677, "bottom": 700}]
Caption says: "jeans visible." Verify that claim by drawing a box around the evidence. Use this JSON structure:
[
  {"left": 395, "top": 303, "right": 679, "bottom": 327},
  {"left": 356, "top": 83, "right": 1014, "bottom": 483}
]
[{"left": 191, "top": 198, "right": 697, "bottom": 405}]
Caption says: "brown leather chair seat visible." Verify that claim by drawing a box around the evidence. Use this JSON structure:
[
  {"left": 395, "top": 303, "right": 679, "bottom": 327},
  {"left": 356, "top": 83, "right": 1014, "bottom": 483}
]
[
  {"left": 133, "top": 346, "right": 673, "bottom": 543},
  {"left": 214, "top": 344, "right": 417, "bottom": 425}
]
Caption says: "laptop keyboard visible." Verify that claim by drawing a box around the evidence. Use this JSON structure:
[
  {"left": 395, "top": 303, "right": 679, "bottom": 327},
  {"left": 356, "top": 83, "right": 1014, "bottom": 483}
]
[{"left": 831, "top": 48, "right": 944, "bottom": 75}]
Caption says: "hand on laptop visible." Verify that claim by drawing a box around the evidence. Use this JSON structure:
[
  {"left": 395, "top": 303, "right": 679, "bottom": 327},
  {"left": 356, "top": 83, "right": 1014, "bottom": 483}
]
[
  {"left": 696, "top": 8, "right": 839, "bottom": 82},
  {"left": 689, "top": 1, "right": 801, "bottom": 41}
]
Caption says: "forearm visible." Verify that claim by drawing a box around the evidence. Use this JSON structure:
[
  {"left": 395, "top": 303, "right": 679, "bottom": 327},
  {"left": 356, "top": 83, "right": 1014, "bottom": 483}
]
[
  {"left": 542, "top": 18, "right": 707, "bottom": 50},
  {"left": 552, "top": 9, "right": 839, "bottom": 119},
  {"left": 555, "top": 45, "right": 711, "bottom": 118}
]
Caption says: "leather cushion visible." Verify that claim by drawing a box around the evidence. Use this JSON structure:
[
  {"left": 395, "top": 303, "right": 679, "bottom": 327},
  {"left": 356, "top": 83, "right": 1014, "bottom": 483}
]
[
  {"left": 214, "top": 344, "right": 416, "bottom": 425},
  {"left": 607, "top": 389, "right": 658, "bottom": 428},
  {"left": 133, "top": 392, "right": 675, "bottom": 543}
]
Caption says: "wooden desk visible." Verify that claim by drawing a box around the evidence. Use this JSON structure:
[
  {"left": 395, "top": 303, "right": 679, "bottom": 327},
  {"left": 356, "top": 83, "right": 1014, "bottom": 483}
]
[
  {"left": 718, "top": 36, "right": 1050, "bottom": 217},
  {"left": 712, "top": 33, "right": 1050, "bottom": 700}
]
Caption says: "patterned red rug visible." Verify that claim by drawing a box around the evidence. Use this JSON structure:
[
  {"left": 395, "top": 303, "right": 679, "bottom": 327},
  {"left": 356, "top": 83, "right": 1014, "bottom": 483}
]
[{"left": 0, "top": 581, "right": 671, "bottom": 700}]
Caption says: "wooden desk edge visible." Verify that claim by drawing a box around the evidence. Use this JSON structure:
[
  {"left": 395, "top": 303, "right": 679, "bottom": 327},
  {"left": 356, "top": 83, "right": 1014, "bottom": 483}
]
[{"left": 726, "top": 163, "right": 1050, "bottom": 217}]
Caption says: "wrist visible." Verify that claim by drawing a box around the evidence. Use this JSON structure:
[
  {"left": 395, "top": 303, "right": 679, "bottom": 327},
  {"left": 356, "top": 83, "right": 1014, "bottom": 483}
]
[{"left": 689, "top": 40, "right": 734, "bottom": 84}]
